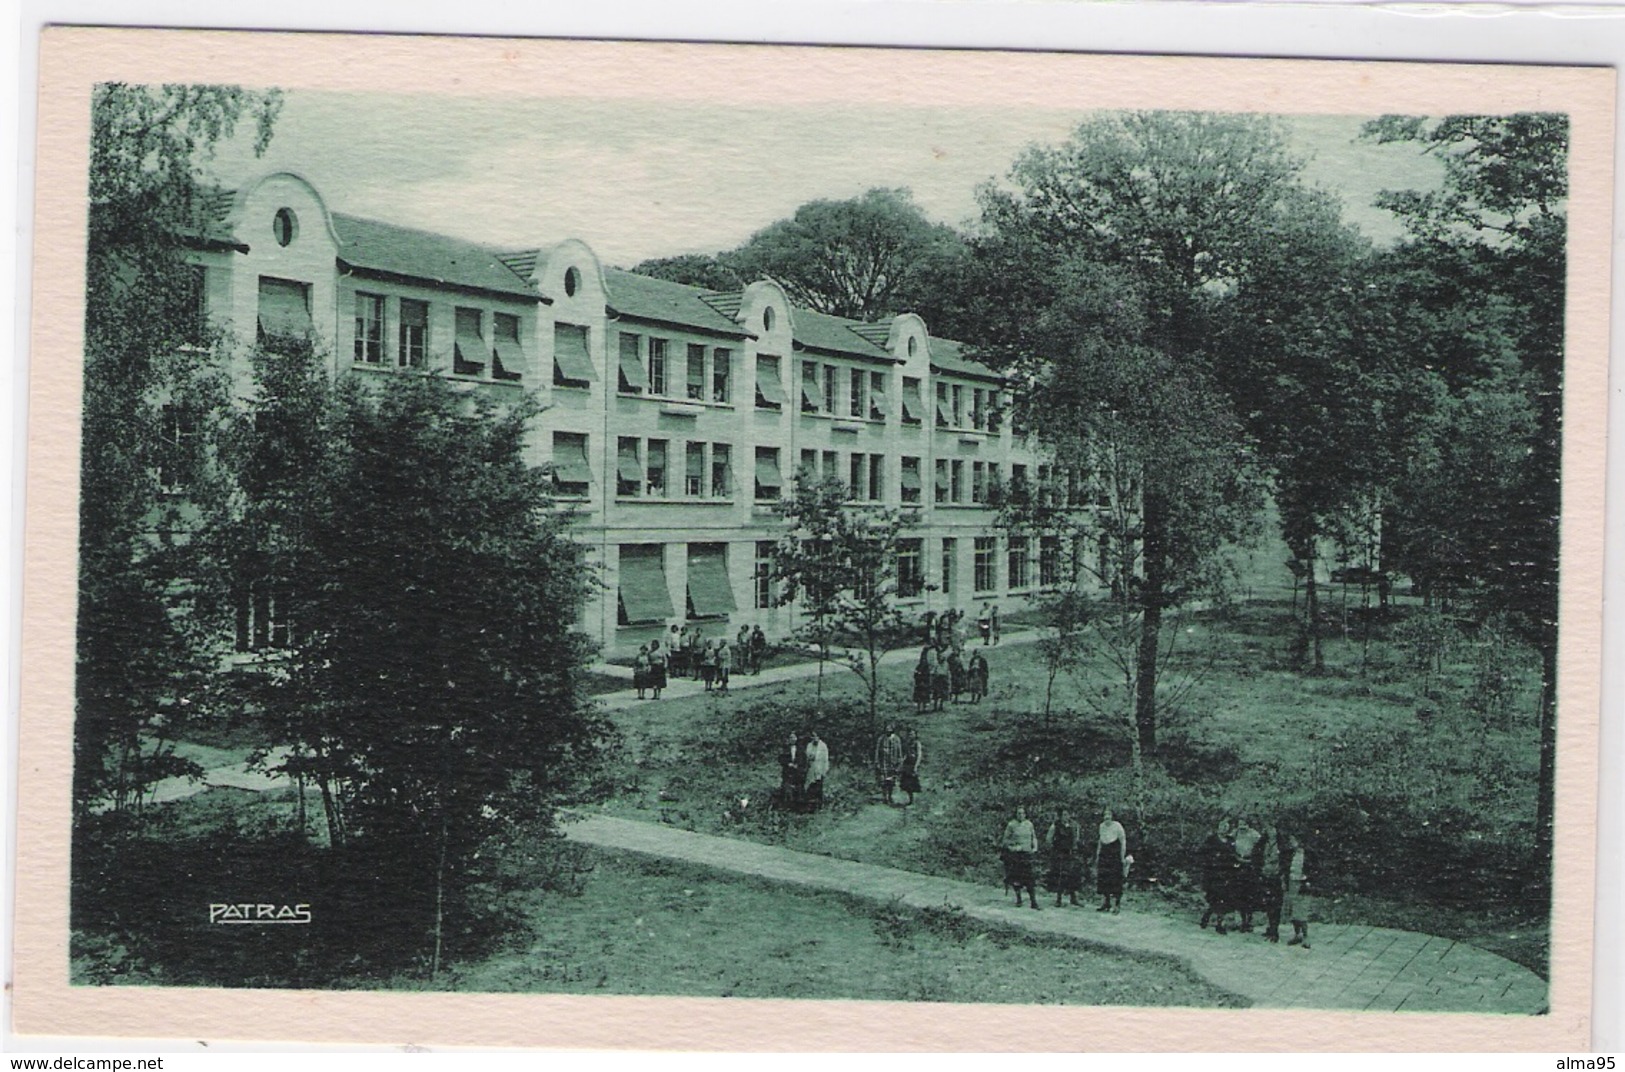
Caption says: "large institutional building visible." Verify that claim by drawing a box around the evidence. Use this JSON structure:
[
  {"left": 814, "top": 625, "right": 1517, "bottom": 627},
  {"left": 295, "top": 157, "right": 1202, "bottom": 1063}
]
[{"left": 186, "top": 172, "right": 1068, "bottom": 656}]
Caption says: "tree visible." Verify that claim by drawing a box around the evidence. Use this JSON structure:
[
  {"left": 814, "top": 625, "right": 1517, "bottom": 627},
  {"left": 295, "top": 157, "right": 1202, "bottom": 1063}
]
[
  {"left": 626, "top": 252, "right": 743, "bottom": 293},
  {"left": 772, "top": 468, "right": 919, "bottom": 729},
  {"left": 729, "top": 188, "right": 967, "bottom": 322},
  {"left": 76, "top": 83, "right": 282, "bottom": 817},
  {"left": 238, "top": 369, "right": 610, "bottom": 973},
  {"left": 971, "top": 112, "right": 1295, "bottom": 754}
]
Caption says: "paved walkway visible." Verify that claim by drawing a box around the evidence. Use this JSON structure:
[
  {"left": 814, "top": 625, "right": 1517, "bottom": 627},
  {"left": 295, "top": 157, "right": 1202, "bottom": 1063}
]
[
  {"left": 593, "top": 628, "right": 1044, "bottom": 710},
  {"left": 563, "top": 812, "right": 1548, "bottom": 1014}
]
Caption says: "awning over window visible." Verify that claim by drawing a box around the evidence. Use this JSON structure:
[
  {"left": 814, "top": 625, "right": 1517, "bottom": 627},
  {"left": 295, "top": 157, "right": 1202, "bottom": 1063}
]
[
  {"left": 454, "top": 323, "right": 488, "bottom": 369},
  {"left": 755, "top": 453, "right": 783, "bottom": 489},
  {"left": 800, "top": 376, "right": 821, "bottom": 410},
  {"left": 901, "top": 464, "right": 922, "bottom": 492},
  {"left": 493, "top": 332, "right": 526, "bottom": 379},
  {"left": 618, "top": 343, "right": 648, "bottom": 391},
  {"left": 901, "top": 382, "right": 923, "bottom": 422},
  {"left": 686, "top": 447, "right": 705, "bottom": 479},
  {"left": 619, "top": 546, "right": 675, "bottom": 623},
  {"left": 551, "top": 438, "right": 592, "bottom": 484},
  {"left": 936, "top": 397, "right": 953, "bottom": 426},
  {"left": 554, "top": 323, "right": 597, "bottom": 381},
  {"left": 257, "top": 278, "right": 312, "bottom": 340},
  {"left": 756, "top": 360, "right": 786, "bottom": 404},
  {"left": 687, "top": 546, "right": 736, "bottom": 617},
  {"left": 870, "top": 386, "right": 889, "bottom": 417},
  {"left": 934, "top": 465, "right": 950, "bottom": 492},
  {"left": 617, "top": 442, "right": 643, "bottom": 484}
]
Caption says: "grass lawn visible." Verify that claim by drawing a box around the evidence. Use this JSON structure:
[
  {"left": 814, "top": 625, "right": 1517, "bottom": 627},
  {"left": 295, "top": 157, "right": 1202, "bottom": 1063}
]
[{"left": 426, "top": 850, "right": 1245, "bottom": 1006}]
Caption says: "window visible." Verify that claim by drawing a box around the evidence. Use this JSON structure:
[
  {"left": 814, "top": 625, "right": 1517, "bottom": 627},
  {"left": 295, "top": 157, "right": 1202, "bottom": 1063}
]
[
  {"left": 849, "top": 368, "right": 866, "bottom": 418},
  {"left": 800, "top": 361, "right": 821, "bottom": 414},
  {"left": 950, "top": 460, "right": 965, "bottom": 504},
  {"left": 272, "top": 207, "right": 298, "bottom": 247},
  {"left": 898, "top": 539, "right": 924, "bottom": 598},
  {"left": 822, "top": 450, "right": 837, "bottom": 480},
  {"left": 900, "top": 456, "right": 922, "bottom": 504},
  {"left": 989, "top": 392, "right": 1004, "bottom": 433},
  {"left": 711, "top": 443, "right": 732, "bottom": 498},
  {"left": 941, "top": 538, "right": 956, "bottom": 596},
  {"left": 398, "top": 299, "right": 428, "bottom": 368},
  {"left": 492, "top": 312, "right": 525, "bottom": 381},
  {"left": 646, "top": 439, "right": 668, "bottom": 497},
  {"left": 869, "top": 371, "right": 887, "bottom": 421},
  {"left": 686, "top": 544, "right": 737, "bottom": 619},
  {"left": 754, "top": 447, "right": 783, "bottom": 501},
  {"left": 564, "top": 266, "right": 581, "bottom": 297},
  {"left": 181, "top": 264, "right": 208, "bottom": 346},
  {"left": 823, "top": 364, "right": 837, "bottom": 415},
  {"left": 763, "top": 306, "right": 776, "bottom": 333},
  {"left": 974, "top": 537, "right": 997, "bottom": 594},
  {"left": 156, "top": 403, "right": 198, "bottom": 493},
  {"left": 1011, "top": 464, "right": 1028, "bottom": 497},
  {"left": 869, "top": 455, "right": 884, "bottom": 503},
  {"left": 1040, "top": 535, "right": 1061, "bottom": 588},
  {"left": 648, "top": 338, "right": 669, "bottom": 395},
  {"left": 257, "top": 277, "right": 312, "bottom": 352},
  {"left": 236, "top": 576, "right": 292, "bottom": 652},
  {"left": 687, "top": 344, "right": 707, "bottom": 400},
  {"left": 936, "top": 382, "right": 950, "bottom": 428},
  {"left": 618, "top": 544, "right": 675, "bottom": 626},
  {"left": 755, "top": 355, "right": 785, "bottom": 409},
  {"left": 934, "top": 459, "right": 949, "bottom": 505},
  {"left": 617, "top": 333, "right": 647, "bottom": 393},
  {"left": 685, "top": 442, "right": 706, "bottom": 496},
  {"left": 755, "top": 541, "right": 776, "bottom": 609},
  {"left": 550, "top": 432, "right": 591, "bottom": 497},
  {"left": 799, "top": 448, "right": 817, "bottom": 477},
  {"left": 972, "top": 461, "right": 987, "bottom": 505},
  {"left": 952, "top": 385, "right": 965, "bottom": 428},
  {"left": 353, "top": 293, "right": 384, "bottom": 364},
  {"left": 902, "top": 376, "right": 923, "bottom": 425},
  {"left": 616, "top": 437, "right": 642, "bottom": 498},
  {"left": 553, "top": 322, "right": 594, "bottom": 386},
  {"left": 1098, "top": 533, "right": 1112, "bottom": 584},
  {"left": 848, "top": 453, "right": 864, "bottom": 500},
  {"left": 454, "top": 307, "right": 487, "bottom": 376},
  {"left": 1008, "top": 535, "right": 1031, "bottom": 590},
  {"left": 712, "top": 349, "right": 732, "bottom": 404}
]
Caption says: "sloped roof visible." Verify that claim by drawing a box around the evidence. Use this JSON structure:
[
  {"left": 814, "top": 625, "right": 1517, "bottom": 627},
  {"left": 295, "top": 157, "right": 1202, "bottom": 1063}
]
[
  {"left": 603, "top": 268, "right": 748, "bottom": 337},
  {"left": 174, "top": 186, "right": 244, "bottom": 249},
  {"left": 331, "top": 214, "right": 540, "bottom": 300},
  {"left": 791, "top": 306, "right": 897, "bottom": 362},
  {"left": 929, "top": 336, "right": 1007, "bottom": 384}
]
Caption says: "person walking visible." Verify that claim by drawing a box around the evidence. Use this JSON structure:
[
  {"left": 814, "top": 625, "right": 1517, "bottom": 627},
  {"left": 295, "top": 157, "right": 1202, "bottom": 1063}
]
[
  {"left": 978, "top": 602, "right": 993, "bottom": 646},
  {"left": 967, "top": 650, "right": 989, "bottom": 703},
  {"left": 1283, "top": 832, "right": 1313, "bottom": 949},
  {"left": 1045, "top": 807, "right": 1085, "bottom": 907},
  {"left": 647, "top": 638, "right": 668, "bottom": 700},
  {"left": 802, "top": 732, "right": 830, "bottom": 812},
  {"left": 1000, "top": 805, "right": 1040, "bottom": 910},
  {"left": 874, "top": 726, "right": 903, "bottom": 805},
  {"left": 1092, "top": 808, "right": 1128, "bottom": 913},
  {"left": 1232, "top": 815, "right": 1264, "bottom": 934},
  {"left": 778, "top": 731, "right": 803, "bottom": 812},
  {"left": 716, "top": 637, "right": 732, "bottom": 693},
  {"left": 1258, "top": 820, "right": 1286, "bottom": 943},
  {"left": 1199, "top": 817, "right": 1236, "bottom": 933},
  {"left": 749, "top": 625, "right": 767, "bottom": 675},
  {"left": 899, "top": 728, "right": 923, "bottom": 806},
  {"left": 632, "top": 642, "right": 651, "bottom": 701}
]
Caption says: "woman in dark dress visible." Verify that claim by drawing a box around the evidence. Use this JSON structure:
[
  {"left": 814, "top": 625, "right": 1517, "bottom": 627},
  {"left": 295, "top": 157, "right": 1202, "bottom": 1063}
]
[
  {"left": 913, "top": 646, "right": 934, "bottom": 713},
  {"left": 1199, "top": 817, "right": 1236, "bottom": 933},
  {"left": 1044, "top": 807, "right": 1084, "bottom": 906},
  {"left": 899, "top": 728, "right": 923, "bottom": 805},
  {"left": 967, "top": 650, "right": 989, "bottom": 703},
  {"left": 647, "top": 638, "right": 668, "bottom": 700},
  {"left": 947, "top": 649, "right": 965, "bottom": 703},
  {"left": 1092, "top": 808, "right": 1128, "bottom": 913}
]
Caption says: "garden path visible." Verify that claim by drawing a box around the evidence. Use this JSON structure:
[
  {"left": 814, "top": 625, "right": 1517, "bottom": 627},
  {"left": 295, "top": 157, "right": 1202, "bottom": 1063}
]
[{"left": 564, "top": 811, "right": 1549, "bottom": 1015}]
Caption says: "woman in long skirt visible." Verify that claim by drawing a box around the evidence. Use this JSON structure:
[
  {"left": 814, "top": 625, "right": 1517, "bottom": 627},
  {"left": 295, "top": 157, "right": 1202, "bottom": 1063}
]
[
  {"left": 1092, "top": 808, "right": 1128, "bottom": 913},
  {"left": 913, "top": 647, "right": 933, "bottom": 713},
  {"left": 1044, "top": 807, "right": 1084, "bottom": 906},
  {"left": 1000, "top": 805, "right": 1040, "bottom": 910},
  {"left": 1282, "top": 832, "right": 1313, "bottom": 949}
]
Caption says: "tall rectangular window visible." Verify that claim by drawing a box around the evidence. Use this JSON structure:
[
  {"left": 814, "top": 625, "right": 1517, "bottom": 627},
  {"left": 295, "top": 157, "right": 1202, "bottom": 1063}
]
[
  {"left": 848, "top": 453, "right": 863, "bottom": 499},
  {"left": 686, "top": 442, "right": 706, "bottom": 497},
  {"left": 974, "top": 537, "right": 997, "bottom": 593},
  {"left": 616, "top": 437, "right": 643, "bottom": 498},
  {"left": 972, "top": 461, "right": 986, "bottom": 504},
  {"left": 941, "top": 538, "right": 956, "bottom": 596},
  {"left": 550, "top": 432, "right": 591, "bottom": 498},
  {"left": 687, "top": 343, "right": 707, "bottom": 400},
  {"left": 823, "top": 364, "right": 837, "bottom": 415},
  {"left": 236, "top": 577, "right": 293, "bottom": 653},
  {"left": 754, "top": 447, "right": 783, "bottom": 501},
  {"left": 712, "top": 349, "right": 732, "bottom": 404},
  {"left": 901, "top": 376, "right": 923, "bottom": 425},
  {"left": 755, "top": 541, "right": 776, "bottom": 609},
  {"left": 897, "top": 538, "right": 924, "bottom": 598},
  {"left": 182, "top": 264, "right": 208, "bottom": 346},
  {"left": 711, "top": 443, "right": 732, "bottom": 498},
  {"left": 553, "top": 322, "right": 594, "bottom": 386},
  {"left": 799, "top": 448, "right": 818, "bottom": 477},
  {"left": 989, "top": 392, "right": 1004, "bottom": 433},
  {"left": 492, "top": 312, "right": 524, "bottom": 381},
  {"left": 936, "top": 382, "right": 950, "bottom": 428},
  {"left": 850, "top": 368, "right": 866, "bottom": 418},
  {"left": 869, "top": 371, "right": 887, "bottom": 421},
  {"left": 354, "top": 293, "right": 384, "bottom": 364},
  {"left": 646, "top": 439, "right": 668, "bottom": 497},
  {"left": 686, "top": 544, "right": 737, "bottom": 620},
  {"left": 869, "top": 454, "right": 884, "bottom": 503},
  {"left": 454, "top": 307, "right": 486, "bottom": 376},
  {"left": 257, "top": 277, "right": 313, "bottom": 353},
  {"left": 950, "top": 460, "right": 964, "bottom": 504},
  {"left": 648, "top": 338, "right": 669, "bottom": 395},
  {"left": 800, "top": 361, "right": 821, "bottom": 414},
  {"left": 755, "top": 355, "right": 784, "bottom": 410},
  {"left": 1008, "top": 536, "right": 1030, "bottom": 590},
  {"left": 156, "top": 403, "right": 198, "bottom": 493},
  {"left": 1040, "top": 535, "right": 1061, "bottom": 588},
  {"left": 900, "top": 456, "right": 922, "bottom": 504},
  {"left": 822, "top": 450, "right": 837, "bottom": 480},
  {"left": 934, "top": 459, "right": 949, "bottom": 505},
  {"left": 952, "top": 385, "right": 965, "bottom": 428},
  {"left": 617, "top": 333, "right": 646, "bottom": 393},
  {"left": 398, "top": 298, "right": 428, "bottom": 368}
]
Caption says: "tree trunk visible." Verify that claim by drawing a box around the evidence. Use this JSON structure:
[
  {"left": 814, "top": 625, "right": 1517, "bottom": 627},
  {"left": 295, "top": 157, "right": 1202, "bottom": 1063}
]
[
  {"left": 1135, "top": 502, "right": 1166, "bottom": 757},
  {"left": 1534, "top": 637, "right": 1557, "bottom": 872},
  {"left": 1304, "top": 541, "right": 1324, "bottom": 674},
  {"left": 431, "top": 803, "right": 449, "bottom": 979}
]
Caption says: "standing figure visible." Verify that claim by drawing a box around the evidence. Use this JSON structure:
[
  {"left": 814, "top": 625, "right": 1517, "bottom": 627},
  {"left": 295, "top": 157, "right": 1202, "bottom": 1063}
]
[
  {"left": 749, "top": 625, "right": 767, "bottom": 675},
  {"left": 990, "top": 604, "right": 1001, "bottom": 645},
  {"left": 978, "top": 602, "right": 993, "bottom": 646},
  {"left": 700, "top": 639, "right": 718, "bottom": 692},
  {"left": 716, "top": 637, "right": 732, "bottom": 693},
  {"left": 802, "top": 732, "right": 830, "bottom": 812},
  {"left": 899, "top": 728, "right": 923, "bottom": 806},
  {"left": 1045, "top": 807, "right": 1085, "bottom": 906},
  {"left": 1283, "top": 833, "right": 1313, "bottom": 949},
  {"left": 947, "top": 648, "right": 966, "bottom": 703},
  {"left": 1092, "top": 807, "right": 1128, "bottom": 913},
  {"left": 687, "top": 627, "right": 704, "bottom": 679},
  {"left": 632, "top": 642, "right": 651, "bottom": 700},
  {"left": 669, "top": 625, "right": 687, "bottom": 679},
  {"left": 648, "top": 638, "right": 669, "bottom": 699},
  {"left": 777, "top": 732, "right": 803, "bottom": 812},
  {"left": 1000, "top": 805, "right": 1041, "bottom": 910},
  {"left": 1258, "top": 821, "right": 1286, "bottom": 943},
  {"left": 1199, "top": 817, "right": 1236, "bottom": 933},
  {"left": 1232, "top": 815, "right": 1264, "bottom": 933},
  {"left": 951, "top": 611, "right": 968, "bottom": 653},
  {"left": 874, "top": 726, "right": 903, "bottom": 805},
  {"left": 913, "top": 647, "right": 934, "bottom": 713},
  {"left": 967, "top": 650, "right": 989, "bottom": 703},
  {"left": 930, "top": 644, "right": 952, "bottom": 712}
]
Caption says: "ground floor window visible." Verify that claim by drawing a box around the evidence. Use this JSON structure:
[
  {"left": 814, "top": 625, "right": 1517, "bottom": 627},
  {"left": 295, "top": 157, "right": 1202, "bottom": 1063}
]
[
  {"left": 755, "top": 541, "right": 776, "bottom": 609},
  {"left": 974, "top": 536, "right": 997, "bottom": 594},
  {"left": 897, "top": 538, "right": 924, "bottom": 598},
  {"left": 1008, "top": 535, "right": 1030, "bottom": 590},
  {"left": 1040, "top": 535, "right": 1061, "bottom": 588},
  {"left": 686, "top": 543, "right": 737, "bottom": 620},
  {"left": 618, "top": 544, "right": 675, "bottom": 626},
  {"left": 941, "top": 538, "right": 956, "bottom": 596}
]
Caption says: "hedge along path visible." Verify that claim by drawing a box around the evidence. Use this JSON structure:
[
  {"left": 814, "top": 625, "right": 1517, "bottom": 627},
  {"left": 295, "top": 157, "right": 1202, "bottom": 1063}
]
[{"left": 563, "top": 812, "right": 1548, "bottom": 1014}]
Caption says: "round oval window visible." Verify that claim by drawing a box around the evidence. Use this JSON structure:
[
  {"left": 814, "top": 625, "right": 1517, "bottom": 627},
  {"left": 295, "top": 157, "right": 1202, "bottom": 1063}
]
[
  {"left": 564, "top": 266, "right": 580, "bottom": 297},
  {"left": 907, "top": 336, "right": 918, "bottom": 357},
  {"left": 763, "top": 307, "right": 775, "bottom": 333},
  {"left": 273, "top": 207, "right": 298, "bottom": 247}
]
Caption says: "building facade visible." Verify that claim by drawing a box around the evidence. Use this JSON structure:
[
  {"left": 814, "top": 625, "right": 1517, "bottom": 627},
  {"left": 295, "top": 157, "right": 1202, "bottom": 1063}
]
[{"left": 186, "top": 171, "right": 1070, "bottom": 657}]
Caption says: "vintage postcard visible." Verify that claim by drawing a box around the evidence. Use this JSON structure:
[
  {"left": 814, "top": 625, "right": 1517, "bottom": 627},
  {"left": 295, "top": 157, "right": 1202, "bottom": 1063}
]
[{"left": 13, "top": 25, "right": 1613, "bottom": 1050}]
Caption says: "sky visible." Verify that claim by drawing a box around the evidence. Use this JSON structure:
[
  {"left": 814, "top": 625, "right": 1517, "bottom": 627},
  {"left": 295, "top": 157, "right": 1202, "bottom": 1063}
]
[{"left": 204, "top": 89, "right": 1446, "bottom": 268}]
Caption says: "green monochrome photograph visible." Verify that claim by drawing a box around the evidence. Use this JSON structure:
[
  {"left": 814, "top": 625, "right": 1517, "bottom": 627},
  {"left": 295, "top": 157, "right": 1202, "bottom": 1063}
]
[{"left": 32, "top": 29, "right": 1611, "bottom": 1038}]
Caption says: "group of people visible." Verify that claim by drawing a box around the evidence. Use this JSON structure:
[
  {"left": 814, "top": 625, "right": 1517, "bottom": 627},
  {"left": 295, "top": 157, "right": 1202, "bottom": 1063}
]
[
  {"left": 630, "top": 638, "right": 670, "bottom": 700},
  {"left": 872, "top": 726, "right": 925, "bottom": 806},
  {"left": 1198, "top": 816, "right": 1314, "bottom": 949},
  {"left": 776, "top": 730, "right": 832, "bottom": 812},
  {"left": 999, "top": 806, "right": 1130, "bottom": 912},
  {"left": 912, "top": 640, "right": 991, "bottom": 712},
  {"left": 634, "top": 624, "right": 771, "bottom": 699}
]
